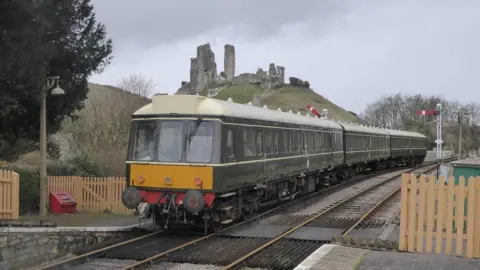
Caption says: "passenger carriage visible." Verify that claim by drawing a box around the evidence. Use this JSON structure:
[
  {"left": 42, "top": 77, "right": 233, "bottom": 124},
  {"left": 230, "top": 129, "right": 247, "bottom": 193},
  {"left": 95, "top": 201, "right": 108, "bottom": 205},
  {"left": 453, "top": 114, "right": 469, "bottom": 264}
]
[
  {"left": 121, "top": 94, "right": 427, "bottom": 232},
  {"left": 386, "top": 129, "right": 427, "bottom": 165},
  {"left": 337, "top": 122, "right": 391, "bottom": 173}
]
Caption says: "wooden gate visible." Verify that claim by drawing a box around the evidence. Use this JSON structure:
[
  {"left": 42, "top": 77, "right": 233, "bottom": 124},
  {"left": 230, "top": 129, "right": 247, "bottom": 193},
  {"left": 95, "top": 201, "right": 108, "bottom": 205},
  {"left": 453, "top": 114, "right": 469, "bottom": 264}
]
[
  {"left": 0, "top": 170, "right": 20, "bottom": 219},
  {"left": 399, "top": 174, "right": 480, "bottom": 258},
  {"left": 49, "top": 176, "right": 132, "bottom": 214}
]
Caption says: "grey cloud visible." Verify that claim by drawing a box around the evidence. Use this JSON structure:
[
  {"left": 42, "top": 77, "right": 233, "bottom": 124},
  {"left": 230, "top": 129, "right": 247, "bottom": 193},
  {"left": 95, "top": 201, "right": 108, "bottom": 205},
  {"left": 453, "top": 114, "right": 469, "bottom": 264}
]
[{"left": 91, "top": 0, "right": 353, "bottom": 50}]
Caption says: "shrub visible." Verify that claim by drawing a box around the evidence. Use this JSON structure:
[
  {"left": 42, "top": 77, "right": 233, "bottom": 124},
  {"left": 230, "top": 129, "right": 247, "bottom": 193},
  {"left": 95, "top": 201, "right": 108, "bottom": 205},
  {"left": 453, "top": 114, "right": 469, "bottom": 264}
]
[
  {"left": 220, "top": 71, "right": 226, "bottom": 78},
  {"left": 303, "top": 81, "right": 310, "bottom": 88},
  {"left": 58, "top": 151, "right": 105, "bottom": 177},
  {"left": 289, "top": 77, "right": 305, "bottom": 87},
  {"left": 5, "top": 166, "right": 40, "bottom": 215}
]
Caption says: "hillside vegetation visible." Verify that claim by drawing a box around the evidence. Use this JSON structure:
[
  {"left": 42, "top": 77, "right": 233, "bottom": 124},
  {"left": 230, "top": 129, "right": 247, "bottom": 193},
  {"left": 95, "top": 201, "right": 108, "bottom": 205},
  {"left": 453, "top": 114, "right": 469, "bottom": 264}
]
[
  {"left": 10, "top": 83, "right": 150, "bottom": 176},
  {"left": 206, "top": 84, "right": 362, "bottom": 123}
]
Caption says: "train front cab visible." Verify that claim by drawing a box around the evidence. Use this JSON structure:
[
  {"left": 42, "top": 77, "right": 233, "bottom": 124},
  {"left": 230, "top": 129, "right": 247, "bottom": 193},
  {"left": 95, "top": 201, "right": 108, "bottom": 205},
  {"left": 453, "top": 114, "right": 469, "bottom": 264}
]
[{"left": 122, "top": 116, "right": 223, "bottom": 227}]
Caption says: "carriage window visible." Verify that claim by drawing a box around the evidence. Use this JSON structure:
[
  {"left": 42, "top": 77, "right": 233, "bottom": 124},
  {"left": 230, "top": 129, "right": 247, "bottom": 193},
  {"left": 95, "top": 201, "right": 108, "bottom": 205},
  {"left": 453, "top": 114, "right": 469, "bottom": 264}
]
[
  {"left": 282, "top": 131, "right": 288, "bottom": 153},
  {"left": 186, "top": 121, "right": 213, "bottom": 163},
  {"left": 273, "top": 133, "right": 279, "bottom": 154},
  {"left": 308, "top": 132, "right": 314, "bottom": 151},
  {"left": 265, "top": 131, "right": 272, "bottom": 154},
  {"left": 158, "top": 121, "right": 184, "bottom": 162},
  {"left": 243, "top": 128, "right": 256, "bottom": 157},
  {"left": 227, "top": 129, "right": 234, "bottom": 158},
  {"left": 132, "top": 120, "right": 157, "bottom": 161},
  {"left": 256, "top": 131, "right": 263, "bottom": 155},
  {"left": 297, "top": 132, "right": 304, "bottom": 152}
]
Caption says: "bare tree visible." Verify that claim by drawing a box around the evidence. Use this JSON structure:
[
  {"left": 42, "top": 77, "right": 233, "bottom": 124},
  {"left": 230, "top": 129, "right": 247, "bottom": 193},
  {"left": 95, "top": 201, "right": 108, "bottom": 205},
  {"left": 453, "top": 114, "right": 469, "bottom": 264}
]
[
  {"left": 116, "top": 73, "right": 156, "bottom": 98},
  {"left": 465, "top": 102, "right": 480, "bottom": 125},
  {"left": 60, "top": 87, "right": 150, "bottom": 175}
]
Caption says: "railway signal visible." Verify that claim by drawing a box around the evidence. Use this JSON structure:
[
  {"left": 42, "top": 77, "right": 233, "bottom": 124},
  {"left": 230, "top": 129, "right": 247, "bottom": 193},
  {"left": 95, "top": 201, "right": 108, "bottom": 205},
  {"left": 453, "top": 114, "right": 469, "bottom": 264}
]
[
  {"left": 306, "top": 104, "right": 320, "bottom": 118},
  {"left": 417, "top": 106, "right": 442, "bottom": 179},
  {"left": 417, "top": 109, "right": 438, "bottom": 116}
]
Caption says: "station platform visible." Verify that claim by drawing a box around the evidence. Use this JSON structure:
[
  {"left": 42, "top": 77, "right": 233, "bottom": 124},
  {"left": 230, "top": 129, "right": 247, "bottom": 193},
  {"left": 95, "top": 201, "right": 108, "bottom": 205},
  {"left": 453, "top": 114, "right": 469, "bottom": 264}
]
[{"left": 294, "top": 244, "right": 480, "bottom": 270}]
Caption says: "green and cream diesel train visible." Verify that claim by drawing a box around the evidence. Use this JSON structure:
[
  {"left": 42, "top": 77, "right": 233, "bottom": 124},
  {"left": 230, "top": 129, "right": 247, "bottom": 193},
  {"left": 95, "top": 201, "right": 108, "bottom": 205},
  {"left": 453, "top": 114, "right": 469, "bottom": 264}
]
[{"left": 122, "top": 95, "right": 427, "bottom": 232}]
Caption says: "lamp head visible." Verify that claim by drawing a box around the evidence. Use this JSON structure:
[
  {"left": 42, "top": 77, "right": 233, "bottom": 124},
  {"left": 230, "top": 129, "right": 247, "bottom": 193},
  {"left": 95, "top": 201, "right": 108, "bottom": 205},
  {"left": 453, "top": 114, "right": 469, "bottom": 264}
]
[{"left": 50, "top": 82, "right": 65, "bottom": 96}]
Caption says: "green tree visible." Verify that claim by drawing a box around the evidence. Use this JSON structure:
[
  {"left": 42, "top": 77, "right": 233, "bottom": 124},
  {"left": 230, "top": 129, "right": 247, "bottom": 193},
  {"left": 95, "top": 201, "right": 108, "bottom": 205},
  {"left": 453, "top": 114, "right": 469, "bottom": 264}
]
[{"left": 0, "top": 0, "right": 113, "bottom": 160}]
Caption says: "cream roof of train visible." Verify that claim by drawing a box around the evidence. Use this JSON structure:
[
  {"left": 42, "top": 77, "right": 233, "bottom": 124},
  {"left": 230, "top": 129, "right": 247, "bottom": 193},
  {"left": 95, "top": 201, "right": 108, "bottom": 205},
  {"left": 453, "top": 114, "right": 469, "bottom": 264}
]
[
  {"left": 134, "top": 95, "right": 427, "bottom": 138},
  {"left": 337, "top": 122, "right": 390, "bottom": 136},
  {"left": 385, "top": 128, "right": 426, "bottom": 139},
  {"left": 134, "top": 95, "right": 342, "bottom": 129}
]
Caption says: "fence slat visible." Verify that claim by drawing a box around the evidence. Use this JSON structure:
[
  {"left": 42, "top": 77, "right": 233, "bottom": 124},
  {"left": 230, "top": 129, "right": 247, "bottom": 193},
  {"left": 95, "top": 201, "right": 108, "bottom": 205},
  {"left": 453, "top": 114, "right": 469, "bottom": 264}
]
[
  {"left": 425, "top": 175, "right": 436, "bottom": 253},
  {"left": 456, "top": 177, "right": 466, "bottom": 256},
  {"left": 435, "top": 176, "right": 446, "bottom": 253},
  {"left": 417, "top": 175, "right": 427, "bottom": 252},
  {"left": 474, "top": 177, "right": 480, "bottom": 257},
  {"left": 407, "top": 173, "right": 417, "bottom": 252},
  {"left": 466, "top": 176, "right": 475, "bottom": 258},
  {"left": 445, "top": 176, "right": 455, "bottom": 255}
]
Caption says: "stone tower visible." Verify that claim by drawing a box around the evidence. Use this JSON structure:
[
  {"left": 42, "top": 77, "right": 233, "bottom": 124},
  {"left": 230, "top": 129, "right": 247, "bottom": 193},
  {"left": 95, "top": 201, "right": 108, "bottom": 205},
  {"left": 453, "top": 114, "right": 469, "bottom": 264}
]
[
  {"left": 224, "top": 44, "right": 235, "bottom": 80},
  {"left": 189, "top": 43, "right": 217, "bottom": 94}
]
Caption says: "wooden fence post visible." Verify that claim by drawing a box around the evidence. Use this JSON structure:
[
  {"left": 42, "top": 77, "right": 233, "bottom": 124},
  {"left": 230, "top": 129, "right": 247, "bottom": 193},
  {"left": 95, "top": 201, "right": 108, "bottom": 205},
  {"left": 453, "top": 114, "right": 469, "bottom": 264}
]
[
  {"left": 466, "top": 176, "right": 476, "bottom": 258},
  {"left": 399, "top": 173, "right": 410, "bottom": 251}
]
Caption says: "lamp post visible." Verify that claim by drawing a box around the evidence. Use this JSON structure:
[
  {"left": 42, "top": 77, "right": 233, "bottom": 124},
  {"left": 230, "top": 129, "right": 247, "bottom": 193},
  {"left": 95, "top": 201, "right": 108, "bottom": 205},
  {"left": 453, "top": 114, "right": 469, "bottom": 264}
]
[{"left": 39, "top": 76, "right": 65, "bottom": 216}]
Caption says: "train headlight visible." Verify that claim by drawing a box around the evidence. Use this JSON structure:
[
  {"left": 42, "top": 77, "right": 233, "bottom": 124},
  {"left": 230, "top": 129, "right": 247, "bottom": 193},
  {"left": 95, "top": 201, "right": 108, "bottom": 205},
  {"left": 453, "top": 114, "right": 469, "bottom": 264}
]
[
  {"left": 164, "top": 177, "right": 172, "bottom": 185},
  {"left": 194, "top": 177, "right": 202, "bottom": 186},
  {"left": 138, "top": 175, "right": 145, "bottom": 183}
]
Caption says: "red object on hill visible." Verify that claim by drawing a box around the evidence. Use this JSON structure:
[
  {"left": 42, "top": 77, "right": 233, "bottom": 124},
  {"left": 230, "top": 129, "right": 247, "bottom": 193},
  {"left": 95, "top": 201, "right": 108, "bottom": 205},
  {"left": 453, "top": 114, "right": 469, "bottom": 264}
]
[{"left": 50, "top": 191, "right": 77, "bottom": 214}]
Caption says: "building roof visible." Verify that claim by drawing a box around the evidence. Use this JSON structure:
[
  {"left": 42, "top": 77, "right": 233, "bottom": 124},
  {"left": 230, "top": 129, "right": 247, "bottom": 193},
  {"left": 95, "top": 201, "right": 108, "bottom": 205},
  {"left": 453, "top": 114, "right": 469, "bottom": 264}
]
[
  {"left": 134, "top": 95, "right": 343, "bottom": 130},
  {"left": 451, "top": 158, "right": 480, "bottom": 168}
]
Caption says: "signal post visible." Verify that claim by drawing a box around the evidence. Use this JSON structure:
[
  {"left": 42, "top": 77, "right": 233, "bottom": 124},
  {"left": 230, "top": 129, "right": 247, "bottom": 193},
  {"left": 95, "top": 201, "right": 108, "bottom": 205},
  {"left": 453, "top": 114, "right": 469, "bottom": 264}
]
[{"left": 418, "top": 104, "right": 442, "bottom": 180}]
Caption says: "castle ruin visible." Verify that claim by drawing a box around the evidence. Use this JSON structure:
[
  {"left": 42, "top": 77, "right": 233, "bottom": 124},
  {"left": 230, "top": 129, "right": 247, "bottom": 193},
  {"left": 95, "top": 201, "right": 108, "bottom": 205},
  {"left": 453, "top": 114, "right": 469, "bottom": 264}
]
[{"left": 177, "top": 43, "right": 286, "bottom": 95}]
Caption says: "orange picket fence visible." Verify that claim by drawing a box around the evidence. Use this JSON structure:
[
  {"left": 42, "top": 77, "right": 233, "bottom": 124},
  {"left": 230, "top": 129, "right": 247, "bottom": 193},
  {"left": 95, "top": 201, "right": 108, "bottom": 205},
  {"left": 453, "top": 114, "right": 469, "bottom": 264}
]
[
  {"left": 399, "top": 174, "right": 480, "bottom": 258},
  {"left": 0, "top": 170, "right": 20, "bottom": 219},
  {"left": 48, "top": 176, "right": 133, "bottom": 214}
]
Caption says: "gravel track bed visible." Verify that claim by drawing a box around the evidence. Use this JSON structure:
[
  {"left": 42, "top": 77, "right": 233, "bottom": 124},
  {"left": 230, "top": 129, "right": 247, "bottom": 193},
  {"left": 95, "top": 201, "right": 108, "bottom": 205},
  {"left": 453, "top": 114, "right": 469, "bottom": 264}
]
[
  {"left": 243, "top": 239, "right": 326, "bottom": 269},
  {"left": 259, "top": 168, "right": 413, "bottom": 226},
  {"left": 368, "top": 191, "right": 402, "bottom": 222},
  {"left": 328, "top": 177, "right": 401, "bottom": 219}
]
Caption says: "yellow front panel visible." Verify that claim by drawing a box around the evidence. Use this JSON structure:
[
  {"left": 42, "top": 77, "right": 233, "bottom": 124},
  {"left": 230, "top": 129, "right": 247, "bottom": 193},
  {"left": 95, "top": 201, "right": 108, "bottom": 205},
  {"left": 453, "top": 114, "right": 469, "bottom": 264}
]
[{"left": 130, "top": 164, "right": 213, "bottom": 190}]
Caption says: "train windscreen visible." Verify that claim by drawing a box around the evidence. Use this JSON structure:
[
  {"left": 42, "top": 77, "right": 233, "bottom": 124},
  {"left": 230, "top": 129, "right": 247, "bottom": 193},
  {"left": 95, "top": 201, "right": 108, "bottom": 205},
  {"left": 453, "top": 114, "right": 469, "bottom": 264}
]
[
  {"left": 185, "top": 121, "right": 214, "bottom": 163},
  {"left": 129, "top": 119, "right": 213, "bottom": 163}
]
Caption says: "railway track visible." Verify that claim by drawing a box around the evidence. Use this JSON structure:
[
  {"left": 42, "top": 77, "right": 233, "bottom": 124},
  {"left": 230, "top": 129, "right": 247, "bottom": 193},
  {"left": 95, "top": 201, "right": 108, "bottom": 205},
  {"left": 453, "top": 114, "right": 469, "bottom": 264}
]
[
  {"left": 119, "top": 161, "right": 448, "bottom": 270},
  {"left": 36, "top": 160, "right": 450, "bottom": 270}
]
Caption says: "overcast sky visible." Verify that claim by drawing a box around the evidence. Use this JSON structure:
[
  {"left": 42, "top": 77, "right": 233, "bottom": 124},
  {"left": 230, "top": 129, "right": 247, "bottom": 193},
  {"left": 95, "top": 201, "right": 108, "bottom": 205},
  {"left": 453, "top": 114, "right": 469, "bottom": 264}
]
[{"left": 89, "top": 0, "right": 479, "bottom": 114}]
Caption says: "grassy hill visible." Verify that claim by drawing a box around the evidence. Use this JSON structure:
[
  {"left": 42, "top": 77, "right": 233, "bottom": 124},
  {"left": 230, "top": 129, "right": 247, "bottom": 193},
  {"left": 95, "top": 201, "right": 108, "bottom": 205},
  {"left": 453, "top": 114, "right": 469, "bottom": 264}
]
[{"left": 203, "top": 84, "right": 363, "bottom": 123}]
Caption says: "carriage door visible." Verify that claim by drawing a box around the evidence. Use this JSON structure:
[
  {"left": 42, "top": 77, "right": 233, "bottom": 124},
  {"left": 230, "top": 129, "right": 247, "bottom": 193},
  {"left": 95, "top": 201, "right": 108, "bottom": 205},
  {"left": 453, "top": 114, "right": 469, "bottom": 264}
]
[
  {"left": 303, "top": 128, "right": 310, "bottom": 171},
  {"left": 255, "top": 129, "right": 266, "bottom": 186}
]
